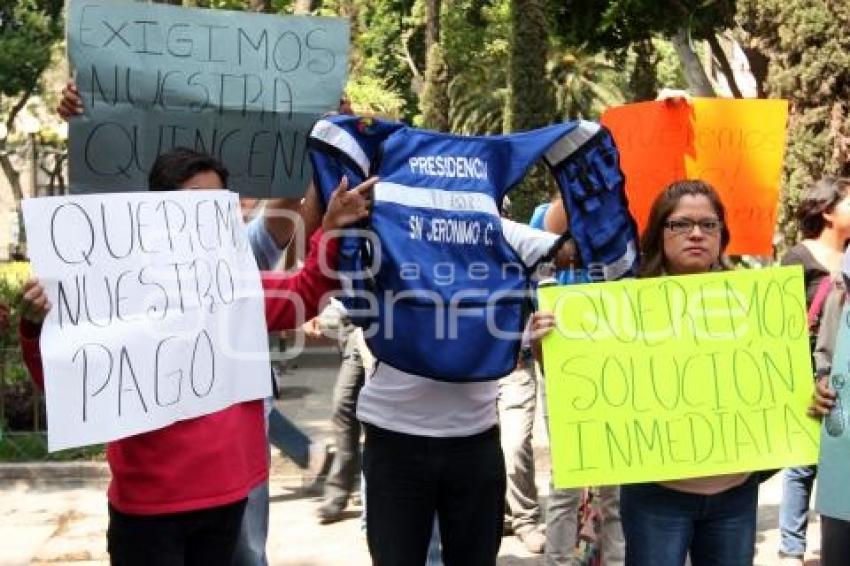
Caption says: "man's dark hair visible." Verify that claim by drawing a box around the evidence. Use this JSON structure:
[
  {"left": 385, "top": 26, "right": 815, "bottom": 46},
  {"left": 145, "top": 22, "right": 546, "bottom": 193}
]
[
  {"left": 147, "top": 147, "right": 229, "bottom": 191},
  {"left": 795, "top": 176, "right": 850, "bottom": 239}
]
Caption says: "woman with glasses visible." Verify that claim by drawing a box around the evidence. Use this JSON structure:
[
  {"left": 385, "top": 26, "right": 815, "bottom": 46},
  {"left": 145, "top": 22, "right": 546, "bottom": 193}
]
[
  {"left": 527, "top": 179, "right": 758, "bottom": 565},
  {"left": 614, "top": 179, "right": 759, "bottom": 566}
]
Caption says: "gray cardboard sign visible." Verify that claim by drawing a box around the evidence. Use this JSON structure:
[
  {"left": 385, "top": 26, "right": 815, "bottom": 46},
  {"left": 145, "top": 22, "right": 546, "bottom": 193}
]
[{"left": 67, "top": 0, "right": 349, "bottom": 197}]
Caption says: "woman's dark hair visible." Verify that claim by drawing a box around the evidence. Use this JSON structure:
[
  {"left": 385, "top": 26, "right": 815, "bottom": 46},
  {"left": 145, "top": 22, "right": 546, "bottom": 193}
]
[
  {"left": 147, "top": 147, "right": 229, "bottom": 191},
  {"left": 795, "top": 176, "right": 850, "bottom": 239},
  {"left": 638, "top": 179, "right": 731, "bottom": 278}
]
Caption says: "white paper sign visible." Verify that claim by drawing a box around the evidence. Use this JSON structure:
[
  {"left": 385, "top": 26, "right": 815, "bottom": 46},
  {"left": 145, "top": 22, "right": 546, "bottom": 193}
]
[{"left": 23, "top": 190, "right": 272, "bottom": 451}]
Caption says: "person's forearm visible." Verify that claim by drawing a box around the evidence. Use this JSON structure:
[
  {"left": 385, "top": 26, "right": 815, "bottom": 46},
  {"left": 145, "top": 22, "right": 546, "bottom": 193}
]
[
  {"left": 19, "top": 319, "right": 45, "bottom": 390},
  {"left": 262, "top": 229, "right": 340, "bottom": 331}
]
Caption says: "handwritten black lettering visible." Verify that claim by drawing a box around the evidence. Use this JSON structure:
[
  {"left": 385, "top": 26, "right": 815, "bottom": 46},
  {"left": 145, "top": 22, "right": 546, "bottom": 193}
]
[
  {"left": 74, "top": 342, "right": 113, "bottom": 423},
  {"left": 51, "top": 203, "right": 95, "bottom": 265},
  {"left": 189, "top": 330, "right": 215, "bottom": 397}
]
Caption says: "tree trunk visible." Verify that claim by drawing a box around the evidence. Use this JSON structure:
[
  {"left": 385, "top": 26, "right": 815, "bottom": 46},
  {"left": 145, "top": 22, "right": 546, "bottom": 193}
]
[
  {"left": 293, "top": 0, "right": 321, "bottom": 13},
  {"left": 249, "top": 0, "right": 272, "bottom": 12},
  {"left": 706, "top": 34, "right": 743, "bottom": 98},
  {"left": 466, "top": 0, "right": 488, "bottom": 27},
  {"left": 740, "top": 45, "right": 769, "bottom": 99},
  {"left": 672, "top": 27, "right": 716, "bottom": 97},
  {"left": 425, "top": 0, "right": 441, "bottom": 51},
  {"left": 0, "top": 144, "right": 25, "bottom": 256},
  {"left": 629, "top": 40, "right": 659, "bottom": 102},
  {"left": 0, "top": 90, "right": 32, "bottom": 253},
  {"left": 420, "top": 43, "right": 450, "bottom": 132},
  {"left": 505, "top": 0, "right": 552, "bottom": 222}
]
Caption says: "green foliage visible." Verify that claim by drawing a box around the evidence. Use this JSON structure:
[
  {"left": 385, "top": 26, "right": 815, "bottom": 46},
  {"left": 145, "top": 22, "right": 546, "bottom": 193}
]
[
  {"left": 443, "top": 0, "right": 511, "bottom": 134},
  {"left": 548, "top": 47, "right": 624, "bottom": 120},
  {"left": 0, "top": 263, "right": 30, "bottom": 405},
  {"left": 652, "top": 37, "right": 688, "bottom": 90},
  {"left": 737, "top": 0, "right": 850, "bottom": 250},
  {"left": 0, "top": 0, "right": 62, "bottom": 99},
  {"left": 351, "top": 0, "right": 419, "bottom": 121},
  {"left": 448, "top": 64, "right": 508, "bottom": 135},
  {"left": 0, "top": 432, "right": 104, "bottom": 461},
  {"left": 548, "top": 0, "right": 737, "bottom": 50},
  {"left": 346, "top": 75, "right": 407, "bottom": 118}
]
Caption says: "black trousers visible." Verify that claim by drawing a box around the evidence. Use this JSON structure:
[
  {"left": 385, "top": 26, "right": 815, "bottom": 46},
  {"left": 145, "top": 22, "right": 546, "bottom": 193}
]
[
  {"left": 107, "top": 499, "right": 247, "bottom": 566},
  {"left": 822, "top": 515, "right": 850, "bottom": 566},
  {"left": 363, "top": 424, "right": 506, "bottom": 566}
]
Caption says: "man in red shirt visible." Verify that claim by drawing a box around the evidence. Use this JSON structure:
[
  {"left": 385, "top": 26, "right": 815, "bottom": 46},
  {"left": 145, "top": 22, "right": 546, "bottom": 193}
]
[{"left": 20, "top": 147, "right": 375, "bottom": 566}]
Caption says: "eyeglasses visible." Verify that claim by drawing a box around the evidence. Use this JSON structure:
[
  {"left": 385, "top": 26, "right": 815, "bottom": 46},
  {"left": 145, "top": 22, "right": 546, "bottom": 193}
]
[{"left": 664, "top": 218, "right": 722, "bottom": 235}]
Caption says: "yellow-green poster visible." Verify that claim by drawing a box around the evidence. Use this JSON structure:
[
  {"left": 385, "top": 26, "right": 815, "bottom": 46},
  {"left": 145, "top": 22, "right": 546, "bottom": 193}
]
[{"left": 538, "top": 266, "right": 819, "bottom": 489}]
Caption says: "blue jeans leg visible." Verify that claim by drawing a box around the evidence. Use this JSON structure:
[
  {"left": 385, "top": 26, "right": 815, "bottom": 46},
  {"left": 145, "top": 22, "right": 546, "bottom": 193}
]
[
  {"left": 778, "top": 466, "right": 817, "bottom": 557},
  {"left": 621, "top": 479, "right": 757, "bottom": 566},
  {"left": 268, "top": 406, "right": 311, "bottom": 468},
  {"left": 231, "top": 481, "right": 269, "bottom": 566},
  {"left": 425, "top": 515, "right": 444, "bottom": 566},
  {"left": 690, "top": 480, "right": 758, "bottom": 566},
  {"left": 621, "top": 484, "right": 692, "bottom": 566}
]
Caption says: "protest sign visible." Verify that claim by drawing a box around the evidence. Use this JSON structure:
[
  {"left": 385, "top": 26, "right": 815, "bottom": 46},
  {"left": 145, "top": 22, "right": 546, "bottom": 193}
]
[
  {"left": 67, "top": 0, "right": 349, "bottom": 197},
  {"left": 816, "top": 302, "right": 850, "bottom": 521},
  {"left": 538, "top": 266, "right": 819, "bottom": 489},
  {"left": 23, "top": 191, "right": 272, "bottom": 451},
  {"left": 601, "top": 98, "right": 788, "bottom": 256}
]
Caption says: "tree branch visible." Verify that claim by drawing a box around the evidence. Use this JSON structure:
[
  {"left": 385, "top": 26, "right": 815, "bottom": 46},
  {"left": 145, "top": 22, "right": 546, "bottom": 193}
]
[
  {"left": 672, "top": 27, "right": 716, "bottom": 97},
  {"left": 401, "top": 29, "right": 424, "bottom": 94},
  {"left": 5, "top": 86, "right": 35, "bottom": 134},
  {"left": 707, "top": 33, "right": 743, "bottom": 98}
]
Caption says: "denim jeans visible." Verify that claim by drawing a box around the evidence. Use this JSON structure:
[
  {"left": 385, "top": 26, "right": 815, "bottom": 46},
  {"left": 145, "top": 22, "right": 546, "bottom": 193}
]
[
  {"left": 620, "top": 478, "right": 758, "bottom": 566},
  {"left": 231, "top": 482, "right": 269, "bottom": 566},
  {"left": 234, "top": 403, "right": 312, "bottom": 566},
  {"left": 363, "top": 424, "right": 505, "bottom": 566},
  {"left": 778, "top": 465, "right": 817, "bottom": 557},
  {"left": 268, "top": 406, "right": 311, "bottom": 468}
]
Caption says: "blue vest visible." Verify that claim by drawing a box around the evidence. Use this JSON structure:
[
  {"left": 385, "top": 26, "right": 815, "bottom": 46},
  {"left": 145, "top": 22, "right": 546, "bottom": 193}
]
[{"left": 309, "top": 116, "right": 638, "bottom": 382}]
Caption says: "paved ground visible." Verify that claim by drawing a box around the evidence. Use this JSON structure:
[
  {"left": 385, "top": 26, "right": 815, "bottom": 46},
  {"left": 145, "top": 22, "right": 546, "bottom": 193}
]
[{"left": 0, "top": 344, "right": 823, "bottom": 565}]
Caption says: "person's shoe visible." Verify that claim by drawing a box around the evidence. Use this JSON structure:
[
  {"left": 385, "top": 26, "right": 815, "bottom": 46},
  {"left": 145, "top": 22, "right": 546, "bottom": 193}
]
[
  {"left": 316, "top": 499, "right": 347, "bottom": 525},
  {"left": 515, "top": 526, "right": 546, "bottom": 554}
]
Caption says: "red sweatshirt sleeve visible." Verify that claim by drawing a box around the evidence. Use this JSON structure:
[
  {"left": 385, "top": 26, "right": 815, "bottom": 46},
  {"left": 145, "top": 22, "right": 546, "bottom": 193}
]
[
  {"left": 19, "top": 319, "right": 45, "bottom": 390},
  {"left": 262, "top": 228, "right": 340, "bottom": 332}
]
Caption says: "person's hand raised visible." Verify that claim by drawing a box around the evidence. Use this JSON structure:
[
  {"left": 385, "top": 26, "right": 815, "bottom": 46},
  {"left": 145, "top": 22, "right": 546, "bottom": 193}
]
[
  {"left": 56, "top": 80, "right": 84, "bottom": 121},
  {"left": 321, "top": 176, "right": 378, "bottom": 232}
]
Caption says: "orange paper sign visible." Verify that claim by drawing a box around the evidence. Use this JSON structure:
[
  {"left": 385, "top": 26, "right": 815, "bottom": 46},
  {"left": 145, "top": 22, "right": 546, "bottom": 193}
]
[{"left": 601, "top": 98, "right": 788, "bottom": 256}]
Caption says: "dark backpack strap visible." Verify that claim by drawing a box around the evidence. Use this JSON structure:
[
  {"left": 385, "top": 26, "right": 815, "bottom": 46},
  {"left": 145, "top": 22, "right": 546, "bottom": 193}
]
[{"left": 808, "top": 276, "right": 834, "bottom": 330}]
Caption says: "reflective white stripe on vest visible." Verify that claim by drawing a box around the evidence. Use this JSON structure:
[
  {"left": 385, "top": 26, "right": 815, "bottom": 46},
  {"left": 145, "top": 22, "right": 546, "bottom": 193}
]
[
  {"left": 604, "top": 239, "right": 638, "bottom": 280},
  {"left": 310, "top": 119, "right": 371, "bottom": 177},
  {"left": 544, "top": 121, "right": 601, "bottom": 166},
  {"left": 375, "top": 182, "right": 500, "bottom": 217}
]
